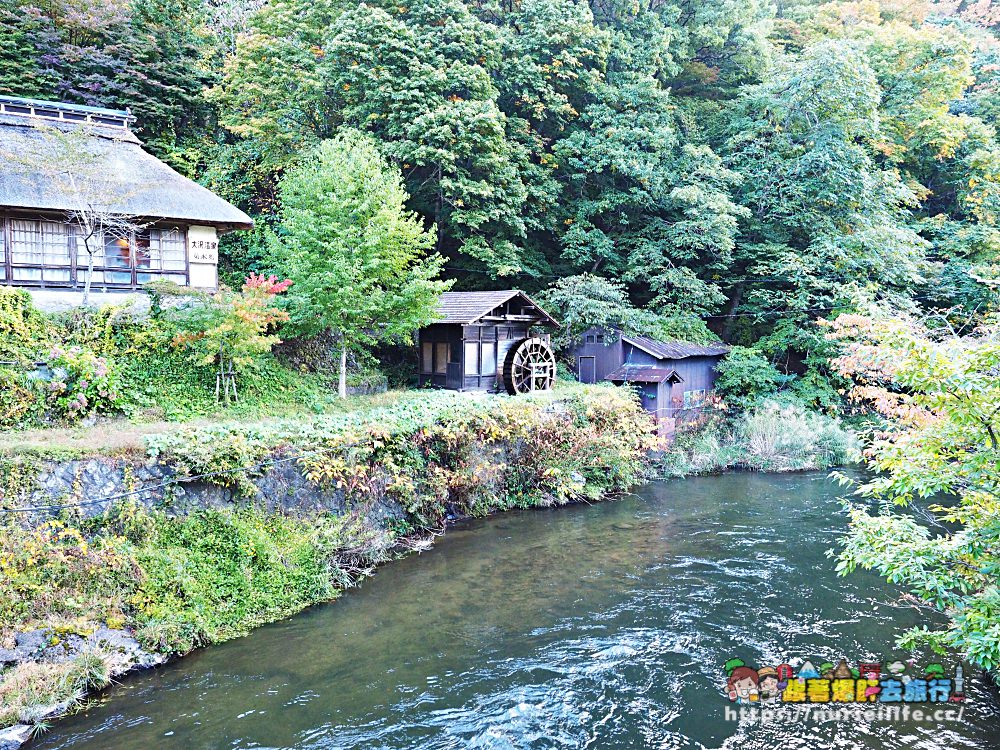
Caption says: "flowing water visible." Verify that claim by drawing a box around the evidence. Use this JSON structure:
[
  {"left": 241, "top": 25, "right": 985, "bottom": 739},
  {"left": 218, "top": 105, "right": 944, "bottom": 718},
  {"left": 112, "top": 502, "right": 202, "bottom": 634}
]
[{"left": 31, "top": 473, "right": 1000, "bottom": 749}]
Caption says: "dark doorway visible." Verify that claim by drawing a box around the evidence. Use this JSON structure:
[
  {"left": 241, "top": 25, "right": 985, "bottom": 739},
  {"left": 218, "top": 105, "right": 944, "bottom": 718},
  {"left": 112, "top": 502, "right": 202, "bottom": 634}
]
[{"left": 578, "top": 356, "right": 596, "bottom": 383}]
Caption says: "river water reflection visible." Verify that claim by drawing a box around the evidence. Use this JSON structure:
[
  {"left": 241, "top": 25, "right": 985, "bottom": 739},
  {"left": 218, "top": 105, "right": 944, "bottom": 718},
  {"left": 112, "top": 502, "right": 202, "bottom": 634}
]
[{"left": 31, "top": 472, "right": 1000, "bottom": 749}]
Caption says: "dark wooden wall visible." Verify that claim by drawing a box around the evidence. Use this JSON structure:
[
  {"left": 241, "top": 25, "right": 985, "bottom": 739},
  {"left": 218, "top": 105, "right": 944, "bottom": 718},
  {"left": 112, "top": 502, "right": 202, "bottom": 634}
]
[
  {"left": 418, "top": 323, "right": 531, "bottom": 392},
  {"left": 572, "top": 327, "right": 725, "bottom": 419},
  {"left": 573, "top": 327, "right": 625, "bottom": 383}
]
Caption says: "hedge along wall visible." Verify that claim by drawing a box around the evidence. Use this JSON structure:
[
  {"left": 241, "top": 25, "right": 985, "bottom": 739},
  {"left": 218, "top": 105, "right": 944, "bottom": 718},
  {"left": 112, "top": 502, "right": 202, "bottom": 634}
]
[{"left": 0, "top": 386, "right": 656, "bottom": 657}]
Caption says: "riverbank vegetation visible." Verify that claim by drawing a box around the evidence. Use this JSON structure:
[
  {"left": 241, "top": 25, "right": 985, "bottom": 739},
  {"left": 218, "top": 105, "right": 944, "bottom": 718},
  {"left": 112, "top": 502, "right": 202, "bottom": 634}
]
[
  {"left": 0, "top": 387, "right": 653, "bottom": 729},
  {"left": 831, "top": 310, "right": 1000, "bottom": 672},
  {"left": 658, "top": 400, "right": 858, "bottom": 476}
]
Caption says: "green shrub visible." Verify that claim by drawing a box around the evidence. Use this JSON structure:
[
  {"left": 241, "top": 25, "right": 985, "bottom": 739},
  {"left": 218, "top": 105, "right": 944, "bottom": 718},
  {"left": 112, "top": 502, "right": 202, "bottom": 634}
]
[
  {"left": 128, "top": 508, "right": 333, "bottom": 652},
  {"left": 0, "top": 368, "right": 43, "bottom": 428},
  {"left": 45, "top": 346, "right": 121, "bottom": 421},
  {"left": 0, "top": 286, "right": 52, "bottom": 362},
  {"left": 714, "top": 346, "right": 783, "bottom": 412}
]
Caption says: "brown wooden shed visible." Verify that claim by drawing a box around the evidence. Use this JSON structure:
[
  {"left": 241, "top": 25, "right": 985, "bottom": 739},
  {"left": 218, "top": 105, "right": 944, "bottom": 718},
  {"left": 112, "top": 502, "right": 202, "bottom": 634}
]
[{"left": 418, "top": 290, "right": 559, "bottom": 393}]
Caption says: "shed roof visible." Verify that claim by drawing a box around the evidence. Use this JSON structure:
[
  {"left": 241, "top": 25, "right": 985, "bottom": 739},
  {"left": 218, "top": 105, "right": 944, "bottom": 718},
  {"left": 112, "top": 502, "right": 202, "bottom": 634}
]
[
  {"left": 434, "top": 290, "right": 559, "bottom": 326},
  {"left": 0, "top": 113, "right": 253, "bottom": 230},
  {"left": 606, "top": 365, "right": 683, "bottom": 384},
  {"left": 622, "top": 334, "right": 730, "bottom": 361}
]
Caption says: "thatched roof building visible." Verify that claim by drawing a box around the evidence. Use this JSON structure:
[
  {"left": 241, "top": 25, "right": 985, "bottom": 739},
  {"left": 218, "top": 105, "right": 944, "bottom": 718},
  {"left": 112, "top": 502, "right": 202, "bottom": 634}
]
[
  {"left": 0, "top": 105, "right": 252, "bottom": 230},
  {"left": 0, "top": 96, "right": 252, "bottom": 307}
]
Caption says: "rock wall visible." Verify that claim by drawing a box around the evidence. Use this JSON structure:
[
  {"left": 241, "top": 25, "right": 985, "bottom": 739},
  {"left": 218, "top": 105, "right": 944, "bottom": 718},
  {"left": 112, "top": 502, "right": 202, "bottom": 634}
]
[{"left": 11, "top": 453, "right": 405, "bottom": 525}]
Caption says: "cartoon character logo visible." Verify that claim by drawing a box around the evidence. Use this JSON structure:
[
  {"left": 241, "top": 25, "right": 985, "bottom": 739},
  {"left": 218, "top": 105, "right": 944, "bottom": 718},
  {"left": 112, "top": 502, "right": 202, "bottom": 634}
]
[
  {"left": 859, "top": 662, "right": 881, "bottom": 701},
  {"left": 724, "top": 658, "right": 759, "bottom": 704},
  {"left": 757, "top": 666, "right": 782, "bottom": 702},
  {"left": 831, "top": 659, "right": 853, "bottom": 680},
  {"left": 722, "top": 657, "right": 967, "bottom": 706},
  {"left": 887, "top": 660, "right": 911, "bottom": 684},
  {"left": 797, "top": 660, "right": 820, "bottom": 680},
  {"left": 775, "top": 663, "right": 794, "bottom": 689}
]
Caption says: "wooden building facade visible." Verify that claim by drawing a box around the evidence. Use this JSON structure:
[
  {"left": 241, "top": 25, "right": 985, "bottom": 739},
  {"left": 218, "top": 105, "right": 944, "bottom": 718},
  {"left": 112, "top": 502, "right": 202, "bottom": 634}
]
[
  {"left": 418, "top": 291, "right": 558, "bottom": 393},
  {"left": 0, "top": 96, "right": 252, "bottom": 310},
  {"left": 572, "top": 328, "right": 729, "bottom": 423}
]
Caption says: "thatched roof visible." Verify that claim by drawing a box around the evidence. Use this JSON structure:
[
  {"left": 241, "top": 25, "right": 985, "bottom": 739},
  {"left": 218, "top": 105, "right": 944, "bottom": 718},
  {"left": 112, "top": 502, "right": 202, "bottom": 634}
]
[
  {"left": 434, "top": 290, "right": 559, "bottom": 326},
  {"left": 0, "top": 112, "right": 252, "bottom": 231},
  {"left": 622, "top": 334, "right": 729, "bottom": 360}
]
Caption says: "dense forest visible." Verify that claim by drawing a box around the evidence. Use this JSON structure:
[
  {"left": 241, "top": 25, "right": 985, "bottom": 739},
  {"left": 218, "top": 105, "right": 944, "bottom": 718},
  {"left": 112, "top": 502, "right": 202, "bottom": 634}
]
[{"left": 3, "top": 0, "right": 998, "bottom": 408}]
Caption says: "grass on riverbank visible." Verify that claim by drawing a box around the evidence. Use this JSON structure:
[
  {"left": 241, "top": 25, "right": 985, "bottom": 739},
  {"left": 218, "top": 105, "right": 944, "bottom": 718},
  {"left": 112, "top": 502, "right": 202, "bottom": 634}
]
[
  {"left": 0, "top": 655, "right": 111, "bottom": 729},
  {"left": 658, "top": 400, "right": 859, "bottom": 476},
  {"left": 0, "top": 389, "right": 431, "bottom": 460}
]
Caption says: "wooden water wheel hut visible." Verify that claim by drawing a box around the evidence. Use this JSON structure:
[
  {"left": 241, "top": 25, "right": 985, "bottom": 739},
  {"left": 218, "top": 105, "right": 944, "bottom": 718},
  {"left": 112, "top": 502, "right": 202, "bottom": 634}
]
[{"left": 418, "top": 290, "right": 559, "bottom": 394}]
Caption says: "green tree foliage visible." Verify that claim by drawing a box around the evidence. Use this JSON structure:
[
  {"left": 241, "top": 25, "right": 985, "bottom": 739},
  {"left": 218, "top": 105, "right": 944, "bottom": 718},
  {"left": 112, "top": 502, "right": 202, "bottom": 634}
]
[
  {"left": 272, "top": 131, "right": 451, "bottom": 397},
  {"left": 169, "top": 274, "right": 292, "bottom": 403},
  {"left": 537, "top": 274, "right": 657, "bottom": 351},
  {"left": 0, "top": 0, "right": 58, "bottom": 96},
  {"left": 3, "top": 0, "right": 1000, "bottom": 409},
  {"left": 0, "top": 0, "right": 213, "bottom": 165},
  {"left": 713, "top": 346, "right": 782, "bottom": 412},
  {"left": 830, "top": 309, "right": 1000, "bottom": 670}
]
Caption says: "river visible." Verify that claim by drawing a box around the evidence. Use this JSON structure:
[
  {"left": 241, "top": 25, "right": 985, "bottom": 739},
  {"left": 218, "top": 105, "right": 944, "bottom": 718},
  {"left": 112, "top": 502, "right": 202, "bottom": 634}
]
[{"left": 30, "top": 472, "right": 1000, "bottom": 749}]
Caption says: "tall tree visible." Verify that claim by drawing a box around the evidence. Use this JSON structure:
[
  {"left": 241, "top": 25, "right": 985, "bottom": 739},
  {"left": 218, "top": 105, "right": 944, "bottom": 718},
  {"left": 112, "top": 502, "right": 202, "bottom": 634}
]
[
  {"left": 273, "top": 131, "right": 451, "bottom": 397},
  {"left": 831, "top": 306, "right": 1000, "bottom": 670}
]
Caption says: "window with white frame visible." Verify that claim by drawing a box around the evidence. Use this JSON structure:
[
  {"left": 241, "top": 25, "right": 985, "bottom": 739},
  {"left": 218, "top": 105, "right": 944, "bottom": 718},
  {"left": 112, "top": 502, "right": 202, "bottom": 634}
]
[
  {"left": 10, "top": 219, "right": 71, "bottom": 282},
  {"left": 3, "top": 219, "right": 189, "bottom": 288}
]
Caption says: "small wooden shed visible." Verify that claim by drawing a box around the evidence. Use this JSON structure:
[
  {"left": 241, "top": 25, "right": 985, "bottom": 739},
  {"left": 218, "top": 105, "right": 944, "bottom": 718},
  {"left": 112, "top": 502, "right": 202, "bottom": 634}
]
[
  {"left": 418, "top": 290, "right": 559, "bottom": 393},
  {"left": 572, "top": 327, "right": 729, "bottom": 423}
]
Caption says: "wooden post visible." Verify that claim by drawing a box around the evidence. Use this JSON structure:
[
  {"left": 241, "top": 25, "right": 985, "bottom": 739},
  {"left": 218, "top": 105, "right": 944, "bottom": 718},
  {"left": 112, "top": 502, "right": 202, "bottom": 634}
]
[{"left": 338, "top": 340, "right": 348, "bottom": 399}]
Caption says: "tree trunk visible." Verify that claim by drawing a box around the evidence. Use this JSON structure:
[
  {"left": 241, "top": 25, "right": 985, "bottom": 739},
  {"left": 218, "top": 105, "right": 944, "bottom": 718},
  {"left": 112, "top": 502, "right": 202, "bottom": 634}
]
[
  {"left": 338, "top": 340, "right": 348, "bottom": 399},
  {"left": 721, "top": 282, "right": 744, "bottom": 342},
  {"left": 82, "top": 244, "right": 94, "bottom": 306}
]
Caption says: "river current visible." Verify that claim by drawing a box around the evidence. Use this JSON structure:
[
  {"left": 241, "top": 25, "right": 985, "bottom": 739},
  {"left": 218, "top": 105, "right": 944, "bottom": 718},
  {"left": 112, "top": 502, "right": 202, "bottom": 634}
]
[{"left": 31, "top": 472, "right": 1000, "bottom": 749}]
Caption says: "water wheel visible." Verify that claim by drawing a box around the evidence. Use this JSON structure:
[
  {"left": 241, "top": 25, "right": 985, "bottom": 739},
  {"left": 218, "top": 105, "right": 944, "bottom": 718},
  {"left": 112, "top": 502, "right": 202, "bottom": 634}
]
[{"left": 502, "top": 337, "right": 556, "bottom": 395}]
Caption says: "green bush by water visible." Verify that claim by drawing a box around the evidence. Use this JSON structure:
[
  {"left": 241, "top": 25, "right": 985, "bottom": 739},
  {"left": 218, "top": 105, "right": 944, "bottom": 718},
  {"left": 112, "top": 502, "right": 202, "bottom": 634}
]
[
  {"left": 2, "top": 386, "right": 653, "bottom": 658},
  {"left": 659, "top": 400, "right": 859, "bottom": 477}
]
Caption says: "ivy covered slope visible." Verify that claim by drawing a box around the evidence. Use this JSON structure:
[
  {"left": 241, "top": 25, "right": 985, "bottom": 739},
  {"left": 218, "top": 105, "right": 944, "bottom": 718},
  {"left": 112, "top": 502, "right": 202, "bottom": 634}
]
[{"left": 0, "top": 385, "right": 653, "bottom": 727}]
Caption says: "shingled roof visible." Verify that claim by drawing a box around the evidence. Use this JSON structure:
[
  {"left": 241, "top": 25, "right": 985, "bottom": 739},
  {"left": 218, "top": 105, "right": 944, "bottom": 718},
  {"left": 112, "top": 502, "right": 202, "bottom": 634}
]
[
  {"left": 606, "top": 365, "right": 683, "bottom": 384},
  {"left": 0, "top": 106, "right": 252, "bottom": 230},
  {"left": 623, "top": 334, "right": 730, "bottom": 360},
  {"left": 434, "top": 290, "right": 559, "bottom": 326}
]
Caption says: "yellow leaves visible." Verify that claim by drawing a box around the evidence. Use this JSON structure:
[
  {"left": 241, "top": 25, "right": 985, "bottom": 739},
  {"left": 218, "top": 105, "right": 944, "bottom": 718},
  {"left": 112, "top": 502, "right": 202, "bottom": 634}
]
[{"left": 343, "top": 84, "right": 351, "bottom": 91}]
